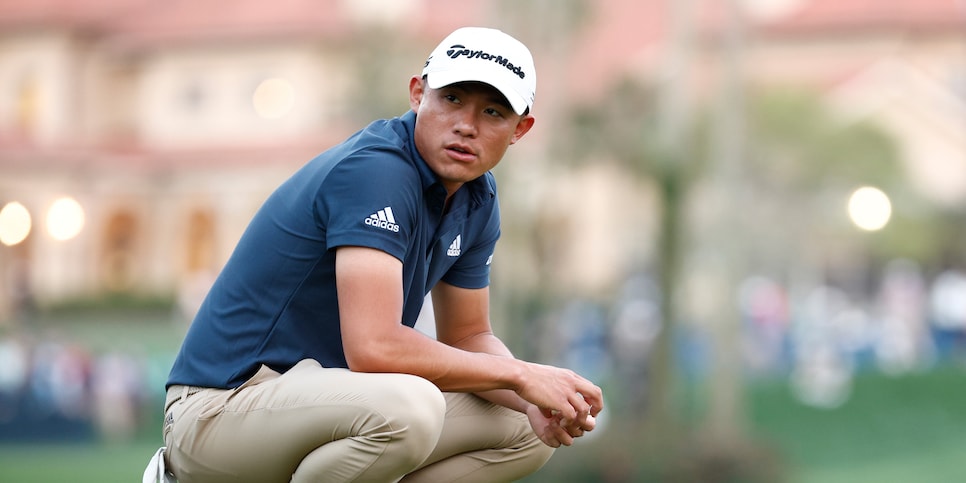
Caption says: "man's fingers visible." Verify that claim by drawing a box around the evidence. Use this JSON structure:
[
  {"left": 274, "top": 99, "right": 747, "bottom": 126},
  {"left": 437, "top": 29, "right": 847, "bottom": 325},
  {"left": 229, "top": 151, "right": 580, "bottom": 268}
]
[
  {"left": 557, "top": 404, "right": 577, "bottom": 424},
  {"left": 540, "top": 434, "right": 561, "bottom": 448},
  {"left": 561, "top": 414, "right": 595, "bottom": 437},
  {"left": 563, "top": 423, "right": 583, "bottom": 438},
  {"left": 539, "top": 420, "right": 573, "bottom": 448},
  {"left": 568, "top": 392, "right": 591, "bottom": 416},
  {"left": 573, "top": 379, "right": 604, "bottom": 413},
  {"left": 552, "top": 422, "right": 574, "bottom": 446}
]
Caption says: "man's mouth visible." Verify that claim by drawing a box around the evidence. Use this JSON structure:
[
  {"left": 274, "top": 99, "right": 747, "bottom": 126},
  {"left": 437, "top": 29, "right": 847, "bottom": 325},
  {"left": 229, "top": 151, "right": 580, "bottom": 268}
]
[{"left": 446, "top": 144, "right": 476, "bottom": 160}]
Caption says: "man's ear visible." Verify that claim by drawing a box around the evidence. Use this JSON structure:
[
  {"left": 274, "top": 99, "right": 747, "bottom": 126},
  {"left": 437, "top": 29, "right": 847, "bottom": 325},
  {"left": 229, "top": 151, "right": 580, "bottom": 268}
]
[
  {"left": 408, "top": 76, "right": 425, "bottom": 112},
  {"left": 510, "top": 115, "right": 535, "bottom": 145}
]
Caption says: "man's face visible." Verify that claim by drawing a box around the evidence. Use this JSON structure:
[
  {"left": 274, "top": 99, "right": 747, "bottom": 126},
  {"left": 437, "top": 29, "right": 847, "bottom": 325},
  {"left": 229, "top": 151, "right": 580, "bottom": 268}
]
[{"left": 409, "top": 77, "right": 534, "bottom": 196}]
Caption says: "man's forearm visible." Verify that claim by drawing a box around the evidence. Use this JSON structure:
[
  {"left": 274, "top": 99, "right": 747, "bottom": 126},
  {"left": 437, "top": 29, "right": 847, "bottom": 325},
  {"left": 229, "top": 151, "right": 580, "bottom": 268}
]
[
  {"left": 475, "top": 388, "right": 532, "bottom": 413},
  {"left": 449, "top": 332, "right": 534, "bottom": 413}
]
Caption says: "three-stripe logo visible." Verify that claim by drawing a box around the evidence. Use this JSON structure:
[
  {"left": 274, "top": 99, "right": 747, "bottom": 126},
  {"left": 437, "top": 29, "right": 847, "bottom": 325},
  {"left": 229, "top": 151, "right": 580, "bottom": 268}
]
[
  {"left": 447, "top": 234, "right": 461, "bottom": 257},
  {"left": 364, "top": 207, "right": 400, "bottom": 232}
]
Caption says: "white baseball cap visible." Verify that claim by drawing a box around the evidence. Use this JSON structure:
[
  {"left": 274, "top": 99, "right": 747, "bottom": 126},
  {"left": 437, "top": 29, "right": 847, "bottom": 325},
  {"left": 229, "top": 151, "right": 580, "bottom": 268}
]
[{"left": 422, "top": 27, "right": 536, "bottom": 115}]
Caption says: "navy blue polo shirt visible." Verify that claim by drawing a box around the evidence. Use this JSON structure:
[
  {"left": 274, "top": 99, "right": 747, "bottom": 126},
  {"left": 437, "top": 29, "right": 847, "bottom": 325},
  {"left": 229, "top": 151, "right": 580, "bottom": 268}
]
[{"left": 167, "top": 110, "right": 500, "bottom": 389}]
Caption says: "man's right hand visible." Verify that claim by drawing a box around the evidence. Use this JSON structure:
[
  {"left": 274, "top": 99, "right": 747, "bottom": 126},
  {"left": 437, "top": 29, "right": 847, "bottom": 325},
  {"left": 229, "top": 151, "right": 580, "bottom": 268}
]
[{"left": 515, "top": 362, "right": 603, "bottom": 429}]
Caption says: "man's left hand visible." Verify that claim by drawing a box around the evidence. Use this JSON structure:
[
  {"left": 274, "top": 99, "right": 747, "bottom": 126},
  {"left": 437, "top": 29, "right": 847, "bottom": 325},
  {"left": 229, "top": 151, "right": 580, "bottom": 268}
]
[{"left": 525, "top": 403, "right": 596, "bottom": 448}]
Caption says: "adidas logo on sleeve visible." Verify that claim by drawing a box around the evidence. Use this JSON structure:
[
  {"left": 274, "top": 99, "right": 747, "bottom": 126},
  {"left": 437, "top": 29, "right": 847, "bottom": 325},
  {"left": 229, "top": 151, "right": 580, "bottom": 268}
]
[
  {"left": 364, "top": 207, "right": 400, "bottom": 232},
  {"left": 447, "top": 234, "right": 461, "bottom": 257}
]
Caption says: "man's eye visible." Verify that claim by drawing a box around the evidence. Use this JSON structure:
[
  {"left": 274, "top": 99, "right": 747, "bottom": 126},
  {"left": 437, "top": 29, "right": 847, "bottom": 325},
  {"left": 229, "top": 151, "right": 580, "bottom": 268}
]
[{"left": 444, "top": 94, "right": 460, "bottom": 103}]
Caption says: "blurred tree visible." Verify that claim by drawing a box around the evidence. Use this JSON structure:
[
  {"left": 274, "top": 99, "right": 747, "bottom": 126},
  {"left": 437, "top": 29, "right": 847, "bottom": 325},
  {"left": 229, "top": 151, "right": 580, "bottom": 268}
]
[
  {"left": 730, "top": 88, "right": 918, "bottom": 288},
  {"left": 344, "top": 28, "right": 422, "bottom": 125},
  {"left": 554, "top": 25, "right": 922, "bottom": 483},
  {"left": 558, "top": 72, "right": 700, "bottom": 475},
  {"left": 487, "top": 0, "right": 595, "bottom": 363},
  {"left": 552, "top": 0, "right": 704, "bottom": 468}
]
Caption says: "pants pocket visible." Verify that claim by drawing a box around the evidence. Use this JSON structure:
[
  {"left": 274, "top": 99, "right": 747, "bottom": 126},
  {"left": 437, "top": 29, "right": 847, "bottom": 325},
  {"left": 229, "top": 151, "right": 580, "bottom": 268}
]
[{"left": 198, "top": 364, "right": 282, "bottom": 419}]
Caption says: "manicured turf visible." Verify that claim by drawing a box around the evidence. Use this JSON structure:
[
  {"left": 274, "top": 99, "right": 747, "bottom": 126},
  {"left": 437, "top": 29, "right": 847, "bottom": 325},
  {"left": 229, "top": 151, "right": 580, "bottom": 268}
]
[
  {"left": 2, "top": 358, "right": 963, "bottom": 482},
  {"left": 0, "top": 440, "right": 163, "bottom": 482},
  {"left": 522, "top": 364, "right": 966, "bottom": 482},
  {"left": 747, "top": 365, "right": 966, "bottom": 483}
]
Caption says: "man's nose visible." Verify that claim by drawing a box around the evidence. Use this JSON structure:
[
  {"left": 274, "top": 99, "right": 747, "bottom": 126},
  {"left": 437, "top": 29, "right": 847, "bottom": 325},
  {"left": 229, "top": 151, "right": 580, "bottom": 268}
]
[{"left": 453, "top": 110, "right": 479, "bottom": 137}]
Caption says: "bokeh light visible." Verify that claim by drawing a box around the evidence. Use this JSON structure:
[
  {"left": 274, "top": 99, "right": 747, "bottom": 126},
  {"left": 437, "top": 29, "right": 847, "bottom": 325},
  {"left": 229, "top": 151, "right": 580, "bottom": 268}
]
[
  {"left": 252, "top": 77, "right": 295, "bottom": 119},
  {"left": 46, "top": 196, "right": 85, "bottom": 241},
  {"left": 847, "top": 186, "right": 892, "bottom": 231},
  {"left": 0, "top": 201, "right": 32, "bottom": 246}
]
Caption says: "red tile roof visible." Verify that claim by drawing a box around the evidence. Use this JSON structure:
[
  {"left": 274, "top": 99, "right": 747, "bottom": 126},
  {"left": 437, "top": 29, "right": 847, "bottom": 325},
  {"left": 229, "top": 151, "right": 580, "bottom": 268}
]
[
  {"left": 107, "top": 0, "right": 350, "bottom": 47},
  {"left": 2, "top": 0, "right": 962, "bottom": 45},
  {"left": 762, "top": 0, "right": 966, "bottom": 34},
  {"left": 0, "top": 0, "right": 139, "bottom": 30},
  {"left": 0, "top": 0, "right": 354, "bottom": 46}
]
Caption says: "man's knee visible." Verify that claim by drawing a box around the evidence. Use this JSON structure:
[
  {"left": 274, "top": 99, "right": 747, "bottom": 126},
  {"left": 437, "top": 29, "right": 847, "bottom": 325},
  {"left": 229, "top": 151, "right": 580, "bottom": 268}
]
[
  {"left": 392, "top": 375, "right": 446, "bottom": 432},
  {"left": 379, "top": 374, "right": 446, "bottom": 465},
  {"left": 292, "top": 374, "right": 446, "bottom": 481}
]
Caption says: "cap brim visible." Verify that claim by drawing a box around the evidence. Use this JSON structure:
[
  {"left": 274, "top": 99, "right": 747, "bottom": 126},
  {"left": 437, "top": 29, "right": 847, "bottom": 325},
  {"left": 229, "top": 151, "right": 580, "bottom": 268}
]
[{"left": 426, "top": 70, "right": 529, "bottom": 115}]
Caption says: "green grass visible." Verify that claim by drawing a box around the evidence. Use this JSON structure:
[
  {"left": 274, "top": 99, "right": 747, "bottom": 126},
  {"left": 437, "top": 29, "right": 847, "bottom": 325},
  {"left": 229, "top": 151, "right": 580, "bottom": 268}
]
[
  {"left": 748, "top": 365, "right": 966, "bottom": 483},
  {"left": 524, "top": 365, "right": 966, "bottom": 482},
  {"left": 3, "top": 308, "right": 964, "bottom": 482},
  {"left": 0, "top": 439, "right": 162, "bottom": 482},
  {"left": 0, "top": 309, "right": 179, "bottom": 483},
  {"left": 5, "top": 368, "right": 961, "bottom": 483}
]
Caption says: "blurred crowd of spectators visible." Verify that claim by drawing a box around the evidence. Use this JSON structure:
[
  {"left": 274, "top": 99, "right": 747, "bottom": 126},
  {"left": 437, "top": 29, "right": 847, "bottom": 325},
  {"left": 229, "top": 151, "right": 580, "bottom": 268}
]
[
  {"left": 745, "top": 263, "right": 966, "bottom": 407},
  {"left": 1, "top": 260, "right": 963, "bottom": 442},
  {"left": 0, "top": 332, "right": 167, "bottom": 443},
  {"left": 551, "top": 260, "right": 966, "bottom": 410}
]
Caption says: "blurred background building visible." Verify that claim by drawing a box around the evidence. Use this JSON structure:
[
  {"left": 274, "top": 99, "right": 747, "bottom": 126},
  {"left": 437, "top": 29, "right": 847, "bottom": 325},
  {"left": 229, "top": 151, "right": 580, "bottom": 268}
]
[{"left": 0, "top": 0, "right": 962, "bottom": 314}]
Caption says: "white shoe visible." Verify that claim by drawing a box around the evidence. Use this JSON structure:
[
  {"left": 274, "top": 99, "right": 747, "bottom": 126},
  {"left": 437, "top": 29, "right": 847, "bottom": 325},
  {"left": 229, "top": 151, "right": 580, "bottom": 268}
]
[{"left": 142, "top": 447, "right": 177, "bottom": 483}]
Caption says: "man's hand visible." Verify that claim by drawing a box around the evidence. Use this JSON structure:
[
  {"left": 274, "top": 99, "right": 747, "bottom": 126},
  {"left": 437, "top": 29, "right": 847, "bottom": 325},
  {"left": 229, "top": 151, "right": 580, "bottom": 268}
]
[
  {"left": 514, "top": 361, "right": 603, "bottom": 448},
  {"left": 525, "top": 403, "right": 598, "bottom": 448},
  {"left": 515, "top": 362, "right": 604, "bottom": 427}
]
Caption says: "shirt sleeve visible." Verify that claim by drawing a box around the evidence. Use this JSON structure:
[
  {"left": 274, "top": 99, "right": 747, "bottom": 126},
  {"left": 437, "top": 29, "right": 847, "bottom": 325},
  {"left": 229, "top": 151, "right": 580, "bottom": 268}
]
[
  {"left": 317, "top": 151, "right": 420, "bottom": 262},
  {"left": 441, "top": 197, "right": 501, "bottom": 289}
]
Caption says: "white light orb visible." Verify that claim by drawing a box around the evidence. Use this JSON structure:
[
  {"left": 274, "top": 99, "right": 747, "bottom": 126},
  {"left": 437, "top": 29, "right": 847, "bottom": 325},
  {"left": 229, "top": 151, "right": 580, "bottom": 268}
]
[
  {"left": 0, "top": 201, "right": 32, "bottom": 246},
  {"left": 847, "top": 186, "right": 891, "bottom": 232},
  {"left": 252, "top": 78, "right": 295, "bottom": 119},
  {"left": 46, "top": 196, "right": 85, "bottom": 241}
]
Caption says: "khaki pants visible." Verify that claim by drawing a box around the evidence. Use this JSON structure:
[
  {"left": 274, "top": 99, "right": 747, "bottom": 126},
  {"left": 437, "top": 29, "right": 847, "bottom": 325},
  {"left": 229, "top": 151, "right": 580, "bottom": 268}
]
[{"left": 163, "top": 359, "right": 554, "bottom": 482}]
